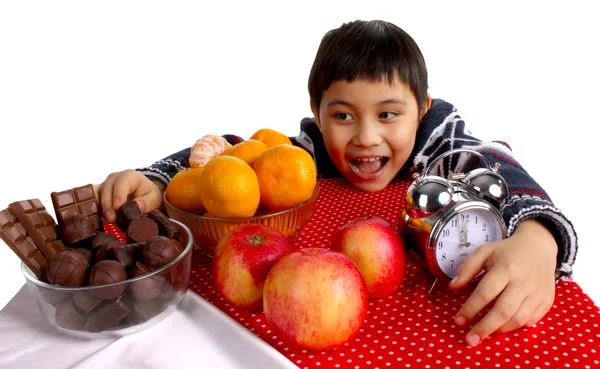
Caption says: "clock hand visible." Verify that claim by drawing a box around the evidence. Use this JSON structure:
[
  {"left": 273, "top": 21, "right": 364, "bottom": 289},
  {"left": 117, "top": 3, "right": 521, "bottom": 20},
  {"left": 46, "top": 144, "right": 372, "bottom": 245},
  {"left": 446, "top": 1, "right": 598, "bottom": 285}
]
[
  {"left": 444, "top": 240, "right": 469, "bottom": 246},
  {"left": 461, "top": 215, "right": 471, "bottom": 247}
]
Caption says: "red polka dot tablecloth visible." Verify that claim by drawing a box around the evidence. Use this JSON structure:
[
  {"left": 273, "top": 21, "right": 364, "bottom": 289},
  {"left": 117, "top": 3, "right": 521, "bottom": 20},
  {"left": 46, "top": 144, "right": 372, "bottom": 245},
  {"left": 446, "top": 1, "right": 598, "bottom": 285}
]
[{"left": 142, "top": 179, "right": 600, "bottom": 368}]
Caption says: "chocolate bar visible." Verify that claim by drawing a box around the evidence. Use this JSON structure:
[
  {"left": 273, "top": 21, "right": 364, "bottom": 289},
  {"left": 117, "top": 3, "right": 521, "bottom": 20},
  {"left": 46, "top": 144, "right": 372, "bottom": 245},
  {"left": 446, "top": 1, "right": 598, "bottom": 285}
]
[
  {"left": 51, "top": 184, "right": 102, "bottom": 232},
  {"left": 0, "top": 208, "right": 48, "bottom": 278},
  {"left": 7, "top": 199, "right": 66, "bottom": 261},
  {"left": 60, "top": 214, "right": 98, "bottom": 245}
]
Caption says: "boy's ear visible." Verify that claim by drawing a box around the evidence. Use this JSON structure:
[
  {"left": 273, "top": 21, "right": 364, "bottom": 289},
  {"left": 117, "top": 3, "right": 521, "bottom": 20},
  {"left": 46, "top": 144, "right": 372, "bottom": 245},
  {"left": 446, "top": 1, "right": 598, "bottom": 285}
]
[
  {"left": 420, "top": 95, "right": 432, "bottom": 119},
  {"left": 310, "top": 101, "right": 322, "bottom": 130}
]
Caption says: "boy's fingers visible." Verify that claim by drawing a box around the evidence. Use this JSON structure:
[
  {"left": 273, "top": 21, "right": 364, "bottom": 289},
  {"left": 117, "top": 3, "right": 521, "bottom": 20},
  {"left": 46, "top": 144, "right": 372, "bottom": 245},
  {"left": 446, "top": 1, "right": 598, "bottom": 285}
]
[
  {"left": 111, "top": 170, "right": 142, "bottom": 210},
  {"left": 497, "top": 295, "right": 537, "bottom": 333},
  {"left": 97, "top": 176, "right": 117, "bottom": 223},
  {"left": 454, "top": 268, "right": 508, "bottom": 324},
  {"left": 131, "top": 188, "right": 163, "bottom": 215},
  {"left": 527, "top": 299, "right": 553, "bottom": 327},
  {"left": 465, "top": 284, "right": 525, "bottom": 346},
  {"left": 449, "top": 243, "right": 495, "bottom": 289}
]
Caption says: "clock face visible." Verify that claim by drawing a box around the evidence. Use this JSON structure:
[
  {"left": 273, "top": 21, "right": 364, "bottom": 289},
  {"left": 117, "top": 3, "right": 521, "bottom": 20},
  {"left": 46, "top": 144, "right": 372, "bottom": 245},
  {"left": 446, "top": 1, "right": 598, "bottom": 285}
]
[{"left": 435, "top": 208, "right": 503, "bottom": 278}]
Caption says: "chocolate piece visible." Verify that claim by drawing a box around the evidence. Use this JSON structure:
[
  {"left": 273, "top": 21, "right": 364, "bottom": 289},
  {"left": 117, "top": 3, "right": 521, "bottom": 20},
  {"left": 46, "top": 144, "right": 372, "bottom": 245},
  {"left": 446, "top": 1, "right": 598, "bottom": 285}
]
[
  {"left": 72, "top": 292, "right": 103, "bottom": 314},
  {"left": 127, "top": 262, "right": 168, "bottom": 300},
  {"left": 142, "top": 236, "right": 182, "bottom": 269},
  {"left": 60, "top": 214, "right": 98, "bottom": 245},
  {"left": 116, "top": 201, "right": 142, "bottom": 232},
  {"left": 40, "top": 288, "right": 71, "bottom": 306},
  {"left": 88, "top": 232, "right": 118, "bottom": 251},
  {"left": 87, "top": 260, "right": 127, "bottom": 299},
  {"left": 126, "top": 217, "right": 158, "bottom": 244},
  {"left": 8, "top": 199, "right": 65, "bottom": 260},
  {"left": 95, "top": 240, "right": 125, "bottom": 262},
  {"left": 55, "top": 298, "right": 88, "bottom": 330},
  {"left": 123, "top": 299, "right": 166, "bottom": 325},
  {"left": 45, "top": 248, "right": 89, "bottom": 287},
  {"left": 106, "top": 242, "right": 143, "bottom": 268},
  {"left": 161, "top": 253, "right": 190, "bottom": 299},
  {"left": 0, "top": 208, "right": 48, "bottom": 278},
  {"left": 75, "top": 248, "right": 93, "bottom": 265},
  {"left": 147, "top": 210, "right": 181, "bottom": 239},
  {"left": 51, "top": 184, "right": 102, "bottom": 232},
  {"left": 84, "top": 295, "right": 133, "bottom": 332}
]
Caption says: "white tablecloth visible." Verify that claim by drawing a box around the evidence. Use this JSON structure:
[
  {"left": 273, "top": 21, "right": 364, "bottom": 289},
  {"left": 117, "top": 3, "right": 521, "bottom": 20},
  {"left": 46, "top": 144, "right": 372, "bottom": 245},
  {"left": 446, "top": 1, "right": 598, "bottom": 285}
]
[{"left": 0, "top": 286, "right": 297, "bottom": 369}]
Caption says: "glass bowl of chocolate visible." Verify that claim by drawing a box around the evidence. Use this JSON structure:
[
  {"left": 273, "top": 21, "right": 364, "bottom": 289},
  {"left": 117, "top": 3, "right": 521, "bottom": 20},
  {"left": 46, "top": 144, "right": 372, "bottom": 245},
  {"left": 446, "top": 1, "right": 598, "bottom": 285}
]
[{"left": 20, "top": 200, "right": 193, "bottom": 337}]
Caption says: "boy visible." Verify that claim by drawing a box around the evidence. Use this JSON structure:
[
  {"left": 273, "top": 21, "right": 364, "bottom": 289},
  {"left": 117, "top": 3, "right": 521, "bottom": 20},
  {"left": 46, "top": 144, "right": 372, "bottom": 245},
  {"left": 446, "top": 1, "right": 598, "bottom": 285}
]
[{"left": 96, "top": 20, "right": 577, "bottom": 347}]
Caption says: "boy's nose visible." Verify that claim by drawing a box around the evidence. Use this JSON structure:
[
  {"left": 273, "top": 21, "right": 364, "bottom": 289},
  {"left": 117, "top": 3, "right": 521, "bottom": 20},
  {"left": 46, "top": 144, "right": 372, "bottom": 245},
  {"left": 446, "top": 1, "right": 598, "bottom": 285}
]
[{"left": 353, "top": 121, "right": 382, "bottom": 148}]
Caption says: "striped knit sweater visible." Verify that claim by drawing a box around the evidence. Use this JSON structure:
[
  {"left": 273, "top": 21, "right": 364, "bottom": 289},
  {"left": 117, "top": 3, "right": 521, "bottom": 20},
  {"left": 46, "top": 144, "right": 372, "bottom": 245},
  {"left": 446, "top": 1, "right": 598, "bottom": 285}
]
[{"left": 137, "top": 98, "right": 577, "bottom": 279}]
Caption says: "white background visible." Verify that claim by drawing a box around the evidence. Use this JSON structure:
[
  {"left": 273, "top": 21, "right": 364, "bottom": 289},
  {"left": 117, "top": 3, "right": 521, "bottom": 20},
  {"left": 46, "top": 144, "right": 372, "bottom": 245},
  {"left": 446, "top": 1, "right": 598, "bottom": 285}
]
[{"left": 1, "top": 1, "right": 598, "bottom": 313}]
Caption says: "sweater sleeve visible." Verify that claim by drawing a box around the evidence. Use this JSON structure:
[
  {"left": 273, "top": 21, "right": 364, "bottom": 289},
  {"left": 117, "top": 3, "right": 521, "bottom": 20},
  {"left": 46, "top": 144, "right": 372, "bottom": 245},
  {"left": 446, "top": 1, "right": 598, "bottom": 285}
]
[{"left": 408, "top": 99, "right": 578, "bottom": 279}]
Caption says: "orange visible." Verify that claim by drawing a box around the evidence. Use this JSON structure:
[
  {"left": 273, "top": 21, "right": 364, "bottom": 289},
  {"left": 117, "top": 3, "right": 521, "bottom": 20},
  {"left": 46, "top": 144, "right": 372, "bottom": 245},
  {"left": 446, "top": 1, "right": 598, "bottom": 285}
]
[
  {"left": 220, "top": 139, "right": 268, "bottom": 166},
  {"left": 189, "top": 134, "right": 232, "bottom": 168},
  {"left": 165, "top": 167, "right": 206, "bottom": 214},
  {"left": 252, "top": 144, "right": 317, "bottom": 212},
  {"left": 199, "top": 156, "right": 260, "bottom": 218},
  {"left": 249, "top": 128, "right": 293, "bottom": 148}
]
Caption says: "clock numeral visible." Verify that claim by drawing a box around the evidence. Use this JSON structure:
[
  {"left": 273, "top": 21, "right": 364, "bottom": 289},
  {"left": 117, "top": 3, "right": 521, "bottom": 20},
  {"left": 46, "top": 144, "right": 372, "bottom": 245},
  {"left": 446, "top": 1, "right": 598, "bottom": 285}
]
[
  {"left": 485, "top": 234, "right": 490, "bottom": 242},
  {"left": 438, "top": 241, "right": 443, "bottom": 249},
  {"left": 451, "top": 219, "right": 458, "bottom": 228},
  {"left": 442, "top": 229, "right": 450, "bottom": 237},
  {"left": 482, "top": 223, "right": 487, "bottom": 231},
  {"left": 464, "top": 214, "right": 470, "bottom": 222},
  {"left": 450, "top": 260, "right": 455, "bottom": 269},
  {"left": 475, "top": 216, "right": 478, "bottom": 224},
  {"left": 441, "top": 253, "right": 446, "bottom": 261}
]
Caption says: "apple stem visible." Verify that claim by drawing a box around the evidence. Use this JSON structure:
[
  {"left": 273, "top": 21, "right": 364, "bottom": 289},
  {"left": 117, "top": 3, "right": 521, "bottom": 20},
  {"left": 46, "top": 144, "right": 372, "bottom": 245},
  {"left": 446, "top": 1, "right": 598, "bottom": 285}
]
[{"left": 249, "top": 235, "right": 263, "bottom": 245}]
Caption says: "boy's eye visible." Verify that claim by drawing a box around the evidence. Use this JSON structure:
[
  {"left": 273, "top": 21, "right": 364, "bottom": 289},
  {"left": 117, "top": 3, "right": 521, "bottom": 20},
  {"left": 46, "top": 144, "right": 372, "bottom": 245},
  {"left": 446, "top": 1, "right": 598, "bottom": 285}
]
[
  {"left": 334, "top": 112, "right": 353, "bottom": 121},
  {"left": 379, "top": 111, "right": 398, "bottom": 120}
]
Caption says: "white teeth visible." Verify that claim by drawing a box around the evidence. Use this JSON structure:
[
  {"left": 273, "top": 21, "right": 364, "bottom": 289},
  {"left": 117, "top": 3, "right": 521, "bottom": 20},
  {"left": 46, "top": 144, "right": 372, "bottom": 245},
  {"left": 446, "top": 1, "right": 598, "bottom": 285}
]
[{"left": 356, "top": 157, "right": 382, "bottom": 162}]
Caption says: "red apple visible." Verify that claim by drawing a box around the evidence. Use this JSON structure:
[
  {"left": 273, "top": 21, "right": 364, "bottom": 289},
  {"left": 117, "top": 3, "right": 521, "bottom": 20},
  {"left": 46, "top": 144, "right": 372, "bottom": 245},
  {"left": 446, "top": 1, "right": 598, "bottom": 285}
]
[
  {"left": 330, "top": 215, "right": 406, "bottom": 298},
  {"left": 263, "top": 248, "right": 368, "bottom": 351},
  {"left": 212, "top": 223, "right": 295, "bottom": 312}
]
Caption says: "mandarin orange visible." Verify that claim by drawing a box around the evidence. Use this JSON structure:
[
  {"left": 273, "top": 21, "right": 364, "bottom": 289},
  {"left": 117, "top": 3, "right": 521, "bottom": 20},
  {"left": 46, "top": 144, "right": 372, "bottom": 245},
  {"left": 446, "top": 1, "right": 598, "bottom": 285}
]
[
  {"left": 199, "top": 156, "right": 260, "bottom": 218},
  {"left": 165, "top": 167, "right": 206, "bottom": 214},
  {"left": 252, "top": 144, "right": 317, "bottom": 212},
  {"left": 220, "top": 139, "right": 268, "bottom": 166},
  {"left": 249, "top": 128, "right": 293, "bottom": 148},
  {"left": 189, "top": 134, "right": 232, "bottom": 168}
]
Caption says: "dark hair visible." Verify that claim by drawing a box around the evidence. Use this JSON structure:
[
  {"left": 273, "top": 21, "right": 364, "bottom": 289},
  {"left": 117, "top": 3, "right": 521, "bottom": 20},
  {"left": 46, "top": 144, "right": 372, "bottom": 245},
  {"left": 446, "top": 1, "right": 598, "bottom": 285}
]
[{"left": 308, "top": 20, "right": 428, "bottom": 115}]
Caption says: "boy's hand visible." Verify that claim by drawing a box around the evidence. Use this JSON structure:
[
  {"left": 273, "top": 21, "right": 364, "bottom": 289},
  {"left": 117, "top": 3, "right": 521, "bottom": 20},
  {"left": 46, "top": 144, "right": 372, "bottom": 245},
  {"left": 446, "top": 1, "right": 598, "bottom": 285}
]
[
  {"left": 449, "top": 220, "right": 558, "bottom": 347},
  {"left": 94, "top": 169, "right": 166, "bottom": 223}
]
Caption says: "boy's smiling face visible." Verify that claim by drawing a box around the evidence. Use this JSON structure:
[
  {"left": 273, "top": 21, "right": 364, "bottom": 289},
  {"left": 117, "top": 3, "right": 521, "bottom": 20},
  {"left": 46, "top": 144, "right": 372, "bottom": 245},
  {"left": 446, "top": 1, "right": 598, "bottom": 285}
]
[{"left": 312, "top": 77, "right": 429, "bottom": 192}]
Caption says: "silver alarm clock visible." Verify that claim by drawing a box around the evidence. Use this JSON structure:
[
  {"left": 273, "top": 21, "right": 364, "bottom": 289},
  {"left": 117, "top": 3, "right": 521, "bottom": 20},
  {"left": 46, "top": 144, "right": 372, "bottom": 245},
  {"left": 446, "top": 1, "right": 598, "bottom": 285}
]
[{"left": 399, "top": 148, "right": 508, "bottom": 289}]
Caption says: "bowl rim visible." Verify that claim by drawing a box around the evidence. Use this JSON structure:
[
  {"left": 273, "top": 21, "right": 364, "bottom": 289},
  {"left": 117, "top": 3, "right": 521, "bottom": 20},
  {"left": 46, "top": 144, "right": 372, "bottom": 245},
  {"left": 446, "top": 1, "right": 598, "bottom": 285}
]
[
  {"left": 21, "top": 219, "right": 194, "bottom": 291},
  {"left": 163, "top": 182, "right": 320, "bottom": 221}
]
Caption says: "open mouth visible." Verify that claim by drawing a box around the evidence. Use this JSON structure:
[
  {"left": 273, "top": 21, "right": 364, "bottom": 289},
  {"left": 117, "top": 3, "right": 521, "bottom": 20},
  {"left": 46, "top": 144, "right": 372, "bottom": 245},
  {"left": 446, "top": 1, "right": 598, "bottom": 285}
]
[{"left": 350, "top": 157, "right": 390, "bottom": 177}]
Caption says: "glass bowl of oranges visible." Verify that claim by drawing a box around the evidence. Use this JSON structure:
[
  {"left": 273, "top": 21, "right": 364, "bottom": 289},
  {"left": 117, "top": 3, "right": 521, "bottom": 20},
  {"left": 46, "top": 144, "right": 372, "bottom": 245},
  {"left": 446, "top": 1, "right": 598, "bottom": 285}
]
[{"left": 163, "top": 182, "right": 319, "bottom": 256}]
